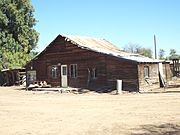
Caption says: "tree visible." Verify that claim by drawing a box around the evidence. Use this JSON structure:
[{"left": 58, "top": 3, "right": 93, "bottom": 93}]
[
  {"left": 169, "top": 49, "right": 179, "bottom": 60},
  {"left": 158, "top": 49, "right": 165, "bottom": 60},
  {"left": 168, "top": 49, "right": 179, "bottom": 60},
  {"left": 123, "top": 43, "right": 153, "bottom": 58},
  {"left": 0, "top": 0, "right": 39, "bottom": 70},
  {"left": 123, "top": 43, "right": 141, "bottom": 54},
  {"left": 139, "top": 48, "right": 153, "bottom": 58}
]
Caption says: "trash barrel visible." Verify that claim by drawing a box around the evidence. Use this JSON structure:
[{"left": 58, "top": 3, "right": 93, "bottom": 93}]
[{"left": 117, "top": 80, "right": 122, "bottom": 94}]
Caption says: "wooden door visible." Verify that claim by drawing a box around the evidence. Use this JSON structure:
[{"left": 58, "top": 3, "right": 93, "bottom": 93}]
[{"left": 61, "top": 65, "right": 68, "bottom": 87}]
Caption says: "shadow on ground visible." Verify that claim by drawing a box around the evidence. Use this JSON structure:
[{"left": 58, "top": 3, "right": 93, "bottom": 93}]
[
  {"left": 168, "top": 85, "right": 180, "bottom": 88},
  {"left": 131, "top": 123, "right": 180, "bottom": 135},
  {"left": 15, "top": 87, "right": 26, "bottom": 91},
  {"left": 13, "top": 84, "right": 180, "bottom": 94},
  {"left": 77, "top": 87, "right": 116, "bottom": 94}
]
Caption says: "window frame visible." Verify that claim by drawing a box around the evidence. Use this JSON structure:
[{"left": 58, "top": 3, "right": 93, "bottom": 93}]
[
  {"left": 62, "top": 66, "right": 67, "bottom": 76},
  {"left": 69, "top": 64, "right": 78, "bottom": 78},
  {"left": 92, "top": 68, "right": 97, "bottom": 79},
  {"left": 51, "top": 65, "right": 58, "bottom": 79},
  {"left": 144, "top": 66, "right": 150, "bottom": 78}
]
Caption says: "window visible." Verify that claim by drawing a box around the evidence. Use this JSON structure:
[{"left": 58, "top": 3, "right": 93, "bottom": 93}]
[
  {"left": 70, "top": 64, "right": 77, "bottom": 78},
  {"left": 51, "top": 65, "right": 58, "bottom": 79},
  {"left": 144, "top": 66, "right": 150, "bottom": 78},
  {"left": 92, "top": 68, "right": 97, "bottom": 79},
  {"left": 27, "top": 71, "right": 36, "bottom": 85},
  {"left": 62, "top": 66, "right": 67, "bottom": 75}
]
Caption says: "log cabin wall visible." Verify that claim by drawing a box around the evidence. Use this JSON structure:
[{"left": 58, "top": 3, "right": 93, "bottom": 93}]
[
  {"left": 26, "top": 36, "right": 107, "bottom": 88},
  {"left": 138, "top": 63, "right": 159, "bottom": 91},
  {"left": 26, "top": 35, "right": 168, "bottom": 92},
  {"left": 105, "top": 56, "right": 139, "bottom": 91}
]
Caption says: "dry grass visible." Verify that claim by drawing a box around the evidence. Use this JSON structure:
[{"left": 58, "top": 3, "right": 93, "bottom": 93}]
[{"left": 0, "top": 86, "right": 180, "bottom": 135}]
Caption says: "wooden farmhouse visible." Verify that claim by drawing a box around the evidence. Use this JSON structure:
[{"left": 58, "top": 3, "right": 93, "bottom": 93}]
[{"left": 25, "top": 35, "right": 170, "bottom": 92}]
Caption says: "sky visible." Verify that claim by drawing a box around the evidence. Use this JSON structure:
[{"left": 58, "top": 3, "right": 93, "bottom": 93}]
[{"left": 31, "top": 0, "right": 180, "bottom": 57}]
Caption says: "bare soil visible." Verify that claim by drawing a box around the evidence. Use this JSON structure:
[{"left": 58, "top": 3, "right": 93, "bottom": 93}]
[{"left": 0, "top": 86, "right": 180, "bottom": 135}]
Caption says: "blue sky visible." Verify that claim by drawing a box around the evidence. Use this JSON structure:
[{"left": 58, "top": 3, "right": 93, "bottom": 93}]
[{"left": 31, "top": 0, "right": 180, "bottom": 57}]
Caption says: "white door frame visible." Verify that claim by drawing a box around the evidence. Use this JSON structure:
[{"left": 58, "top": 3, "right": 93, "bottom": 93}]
[
  {"left": 159, "top": 63, "right": 164, "bottom": 78},
  {"left": 61, "top": 65, "right": 68, "bottom": 87}
]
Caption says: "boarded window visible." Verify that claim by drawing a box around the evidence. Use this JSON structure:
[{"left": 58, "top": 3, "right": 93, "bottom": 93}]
[
  {"left": 144, "top": 66, "right": 150, "bottom": 78},
  {"left": 70, "top": 64, "right": 77, "bottom": 78},
  {"left": 51, "top": 65, "right": 58, "bottom": 79}
]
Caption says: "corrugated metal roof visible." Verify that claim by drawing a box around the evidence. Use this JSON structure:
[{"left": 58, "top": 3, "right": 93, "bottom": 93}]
[{"left": 62, "top": 35, "right": 159, "bottom": 63}]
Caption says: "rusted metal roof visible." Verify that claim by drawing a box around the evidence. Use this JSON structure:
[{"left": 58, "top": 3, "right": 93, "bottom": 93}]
[
  {"left": 62, "top": 35, "right": 159, "bottom": 63},
  {"left": 63, "top": 35, "right": 130, "bottom": 55}
]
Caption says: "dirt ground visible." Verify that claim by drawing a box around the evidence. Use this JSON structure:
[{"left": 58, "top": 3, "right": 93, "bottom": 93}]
[{"left": 0, "top": 87, "right": 180, "bottom": 135}]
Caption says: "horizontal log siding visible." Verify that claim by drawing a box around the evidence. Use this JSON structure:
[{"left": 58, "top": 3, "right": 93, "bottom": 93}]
[
  {"left": 138, "top": 64, "right": 159, "bottom": 91},
  {"left": 26, "top": 36, "right": 163, "bottom": 92},
  {"left": 106, "top": 56, "right": 139, "bottom": 91},
  {"left": 26, "top": 38, "right": 107, "bottom": 88}
]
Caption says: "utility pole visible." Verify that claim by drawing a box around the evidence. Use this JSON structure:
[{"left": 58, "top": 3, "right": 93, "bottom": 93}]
[{"left": 154, "top": 34, "right": 157, "bottom": 59}]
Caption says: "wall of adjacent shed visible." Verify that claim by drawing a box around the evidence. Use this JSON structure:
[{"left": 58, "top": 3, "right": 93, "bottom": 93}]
[
  {"left": 105, "top": 56, "right": 139, "bottom": 91},
  {"left": 0, "top": 69, "right": 25, "bottom": 86},
  {"left": 162, "top": 63, "right": 171, "bottom": 82},
  {"left": 138, "top": 63, "right": 159, "bottom": 91}
]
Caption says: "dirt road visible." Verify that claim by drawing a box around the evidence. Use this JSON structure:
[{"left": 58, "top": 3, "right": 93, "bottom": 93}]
[{"left": 0, "top": 86, "right": 180, "bottom": 135}]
